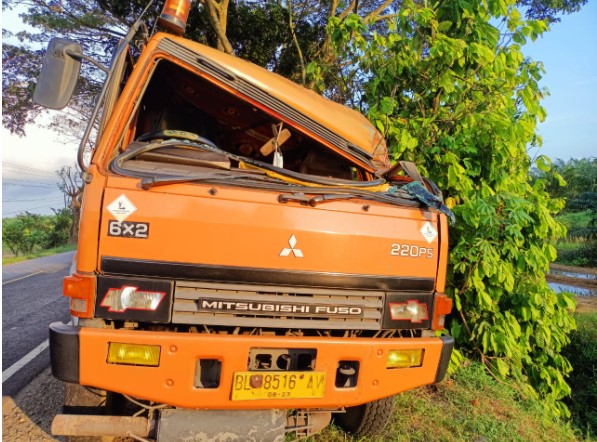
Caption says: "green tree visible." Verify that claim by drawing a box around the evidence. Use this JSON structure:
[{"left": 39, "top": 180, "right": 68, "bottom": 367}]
[
  {"left": 56, "top": 165, "right": 83, "bottom": 244},
  {"left": 44, "top": 208, "right": 74, "bottom": 248},
  {"left": 317, "top": 0, "right": 575, "bottom": 418},
  {"left": 2, "top": 212, "right": 50, "bottom": 255},
  {"left": 18, "top": 212, "right": 50, "bottom": 254},
  {"left": 531, "top": 157, "right": 597, "bottom": 203},
  {"left": 517, "top": 0, "right": 587, "bottom": 22},
  {"left": 3, "top": 0, "right": 587, "bottom": 136},
  {"left": 3, "top": 218, "right": 24, "bottom": 256}
]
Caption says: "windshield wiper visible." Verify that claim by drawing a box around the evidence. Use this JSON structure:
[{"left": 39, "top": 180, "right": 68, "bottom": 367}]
[
  {"left": 140, "top": 172, "right": 233, "bottom": 189},
  {"left": 140, "top": 169, "right": 280, "bottom": 189},
  {"left": 278, "top": 192, "right": 359, "bottom": 206}
]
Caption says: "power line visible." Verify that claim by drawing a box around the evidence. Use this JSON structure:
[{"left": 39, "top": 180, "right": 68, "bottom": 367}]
[
  {"left": 3, "top": 197, "right": 64, "bottom": 202},
  {"left": 3, "top": 179, "right": 56, "bottom": 188},
  {"left": 3, "top": 183, "right": 56, "bottom": 189},
  {"left": 3, "top": 203, "right": 66, "bottom": 216},
  {"left": 2, "top": 171, "right": 58, "bottom": 181},
  {"left": 3, "top": 178, "right": 56, "bottom": 185},
  {"left": 2, "top": 161, "right": 59, "bottom": 176},
  {"left": 2, "top": 166, "right": 57, "bottom": 179}
]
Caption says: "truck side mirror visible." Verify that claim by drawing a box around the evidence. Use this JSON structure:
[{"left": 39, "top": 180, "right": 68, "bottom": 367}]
[{"left": 33, "top": 38, "right": 83, "bottom": 109}]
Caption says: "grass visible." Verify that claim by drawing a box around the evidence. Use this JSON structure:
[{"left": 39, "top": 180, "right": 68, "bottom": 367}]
[
  {"left": 556, "top": 240, "right": 587, "bottom": 266},
  {"left": 2, "top": 243, "right": 76, "bottom": 265},
  {"left": 554, "top": 209, "right": 595, "bottom": 267},
  {"left": 311, "top": 362, "right": 581, "bottom": 442},
  {"left": 557, "top": 211, "right": 594, "bottom": 230},
  {"left": 563, "top": 312, "right": 597, "bottom": 440},
  {"left": 556, "top": 240, "right": 596, "bottom": 267}
]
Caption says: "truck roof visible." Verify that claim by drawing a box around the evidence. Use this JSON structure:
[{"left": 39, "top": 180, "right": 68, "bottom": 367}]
[{"left": 157, "top": 33, "right": 390, "bottom": 170}]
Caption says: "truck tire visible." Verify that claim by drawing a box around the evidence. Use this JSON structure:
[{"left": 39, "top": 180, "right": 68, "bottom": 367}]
[{"left": 333, "top": 395, "right": 395, "bottom": 437}]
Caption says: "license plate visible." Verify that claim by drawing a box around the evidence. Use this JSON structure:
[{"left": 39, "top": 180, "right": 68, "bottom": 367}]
[{"left": 231, "top": 371, "right": 326, "bottom": 401}]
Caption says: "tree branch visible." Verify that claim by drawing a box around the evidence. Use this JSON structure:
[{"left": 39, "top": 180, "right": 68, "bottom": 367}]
[
  {"left": 364, "top": 0, "right": 393, "bottom": 23},
  {"left": 201, "top": 0, "right": 233, "bottom": 54},
  {"left": 284, "top": 0, "right": 306, "bottom": 84},
  {"left": 338, "top": 0, "right": 358, "bottom": 20}
]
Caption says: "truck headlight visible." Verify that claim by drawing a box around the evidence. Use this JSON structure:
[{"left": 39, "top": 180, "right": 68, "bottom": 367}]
[
  {"left": 388, "top": 300, "right": 429, "bottom": 322},
  {"left": 101, "top": 286, "right": 166, "bottom": 312},
  {"left": 95, "top": 276, "right": 173, "bottom": 322}
]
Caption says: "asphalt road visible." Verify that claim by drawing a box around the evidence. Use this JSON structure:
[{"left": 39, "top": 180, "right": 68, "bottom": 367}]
[{"left": 2, "top": 251, "right": 75, "bottom": 396}]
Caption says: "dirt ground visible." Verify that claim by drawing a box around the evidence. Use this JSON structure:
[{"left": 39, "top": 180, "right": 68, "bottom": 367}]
[
  {"left": 2, "top": 368, "right": 62, "bottom": 441},
  {"left": 547, "top": 264, "right": 597, "bottom": 313}
]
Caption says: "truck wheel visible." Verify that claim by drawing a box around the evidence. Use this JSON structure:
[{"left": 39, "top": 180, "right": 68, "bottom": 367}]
[
  {"left": 63, "top": 383, "right": 107, "bottom": 442},
  {"left": 333, "top": 395, "right": 395, "bottom": 437}
]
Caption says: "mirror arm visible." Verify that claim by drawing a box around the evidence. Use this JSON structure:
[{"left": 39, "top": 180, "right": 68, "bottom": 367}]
[
  {"left": 64, "top": 49, "right": 109, "bottom": 74},
  {"left": 77, "top": 0, "right": 155, "bottom": 172}
]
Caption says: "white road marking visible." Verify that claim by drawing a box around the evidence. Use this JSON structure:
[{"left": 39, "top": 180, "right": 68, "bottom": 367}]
[
  {"left": 2, "top": 271, "right": 44, "bottom": 285},
  {"left": 2, "top": 340, "right": 49, "bottom": 383},
  {"left": 2, "top": 321, "right": 72, "bottom": 383}
]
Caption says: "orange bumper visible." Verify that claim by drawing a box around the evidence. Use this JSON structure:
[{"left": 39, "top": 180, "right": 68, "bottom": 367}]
[{"left": 50, "top": 323, "right": 453, "bottom": 409}]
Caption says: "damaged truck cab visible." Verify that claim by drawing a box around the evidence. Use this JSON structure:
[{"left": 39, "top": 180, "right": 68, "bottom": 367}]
[{"left": 36, "top": 1, "right": 453, "bottom": 440}]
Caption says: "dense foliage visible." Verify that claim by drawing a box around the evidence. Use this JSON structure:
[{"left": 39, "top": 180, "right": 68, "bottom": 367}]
[
  {"left": 532, "top": 157, "right": 597, "bottom": 203},
  {"left": 2, "top": 209, "right": 73, "bottom": 256},
  {"left": 308, "top": 0, "right": 576, "bottom": 418},
  {"left": 1, "top": 0, "right": 588, "bottom": 135},
  {"left": 533, "top": 158, "right": 597, "bottom": 266},
  {"left": 562, "top": 313, "right": 597, "bottom": 438}
]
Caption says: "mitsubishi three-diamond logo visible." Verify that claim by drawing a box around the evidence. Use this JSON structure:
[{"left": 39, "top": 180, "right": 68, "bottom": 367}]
[{"left": 279, "top": 234, "right": 303, "bottom": 258}]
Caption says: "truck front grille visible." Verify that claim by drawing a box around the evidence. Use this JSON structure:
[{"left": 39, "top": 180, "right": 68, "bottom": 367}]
[{"left": 173, "top": 281, "right": 384, "bottom": 330}]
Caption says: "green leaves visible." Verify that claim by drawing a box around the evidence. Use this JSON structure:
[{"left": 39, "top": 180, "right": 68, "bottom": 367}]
[
  {"left": 326, "top": 0, "right": 575, "bottom": 419},
  {"left": 468, "top": 42, "right": 495, "bottom": 65}
]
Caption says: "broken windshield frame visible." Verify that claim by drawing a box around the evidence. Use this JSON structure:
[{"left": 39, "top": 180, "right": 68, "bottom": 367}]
[
  {"left": 111, "top": 137, "right": 385, "bottom": 189},
  {"left": 109, "top": 137, "right": 421, "bottom": 209}
]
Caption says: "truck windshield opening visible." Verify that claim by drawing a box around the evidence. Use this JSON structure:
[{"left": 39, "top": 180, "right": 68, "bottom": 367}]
[{"left": 111, "top": 58, "right": 367, "bottom": 185}]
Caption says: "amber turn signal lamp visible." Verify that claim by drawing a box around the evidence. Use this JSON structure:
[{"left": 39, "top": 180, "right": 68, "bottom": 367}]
[
  {"left": 431, "top": 293, "right": 453, "bottom": 330},
  {"left": 158, "top": 0, "right": 191, "bottom": 36},
  {"left": 63, "top": 273, "right": 96, "bottom": 318}
]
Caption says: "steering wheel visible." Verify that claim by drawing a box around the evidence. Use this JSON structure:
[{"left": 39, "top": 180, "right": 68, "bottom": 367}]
[{"left": 137, "top": 130, "right": 218, "bottom": 150}]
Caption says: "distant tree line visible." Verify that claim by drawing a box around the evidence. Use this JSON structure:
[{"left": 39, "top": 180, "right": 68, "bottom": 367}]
[
  {"left": 532, "top": 157, "right": 597, "bottom": 266},
  {"left": 2, "top": 209, "right": 73, "bottom": 256},
  {"left": 3, "top": 164, "right": 82, "bottom": 257},
  {"left": 532, "top": 157, "right": 597, "bottom": 206}
]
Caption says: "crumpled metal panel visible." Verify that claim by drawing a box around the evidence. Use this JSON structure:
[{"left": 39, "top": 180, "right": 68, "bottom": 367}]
[{"left": 157, "top": 409, "right": 286, "bottom": 441}]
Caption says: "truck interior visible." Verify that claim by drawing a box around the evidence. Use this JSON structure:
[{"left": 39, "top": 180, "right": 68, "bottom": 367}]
[{"left": 113, "top": 59, "right": 363, "bottom": 182}]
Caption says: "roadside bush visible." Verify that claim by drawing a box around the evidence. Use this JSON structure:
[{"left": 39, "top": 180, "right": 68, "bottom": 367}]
[
  {"left": 2, "top": 213, "right": 47, "bottom": 255},
  {"left": 3, "top": 218, "right": 23, "bottom": 256},
  {"left": 2, "top": 210, "right": 72, "bottom": 256},
  {"left": 563, "top": 313, "right": 597, "bottom": 438},
  {"left": 320, "top": 0, "right": 576, "bottom": 418},
  {"left": 567, "top": 191, "right": 597, "bottom": 212},
  {"left": 44, "top": 208, "right": 73, "bottom": 249},
  {"left": 556, "top": 209, "right": 597, "bottom": 267}
]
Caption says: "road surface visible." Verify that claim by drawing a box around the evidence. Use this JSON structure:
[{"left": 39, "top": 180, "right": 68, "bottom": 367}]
[{"left": 2, "top": 251, "right": 74, "bottom": 396}]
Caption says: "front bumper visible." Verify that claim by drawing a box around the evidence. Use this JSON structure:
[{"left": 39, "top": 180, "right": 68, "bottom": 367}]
[{"left": 50, "top": 322, "right": 453, "bottom": 409}]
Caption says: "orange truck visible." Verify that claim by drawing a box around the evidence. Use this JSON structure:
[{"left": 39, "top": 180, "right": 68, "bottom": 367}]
[{"left": 35, "top": 0, "right": 454, "bottom": 440}]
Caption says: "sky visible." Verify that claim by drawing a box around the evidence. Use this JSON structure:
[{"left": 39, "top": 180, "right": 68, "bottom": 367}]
[
  {"left": 525, "top": 1, "right": 597, "bottom": 162},
  {"left": 2, "top": 3, "right": 596, "bottom": 217}
]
